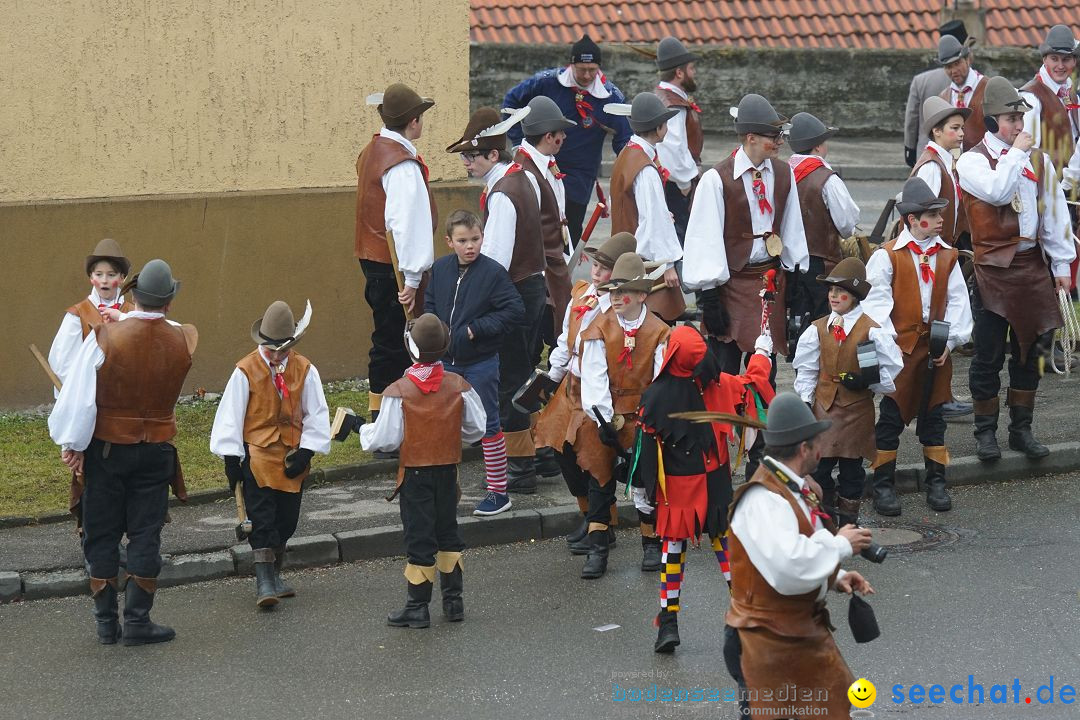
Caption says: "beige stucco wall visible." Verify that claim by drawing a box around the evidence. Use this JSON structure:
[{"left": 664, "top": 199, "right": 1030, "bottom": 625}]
[{"left": 0, "top": 0, "right": 469, "bottom": 202}]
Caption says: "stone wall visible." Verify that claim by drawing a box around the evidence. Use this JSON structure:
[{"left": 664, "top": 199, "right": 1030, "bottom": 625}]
[{"left": 471, "top": 43, "right": 1038, "bottom": 137}]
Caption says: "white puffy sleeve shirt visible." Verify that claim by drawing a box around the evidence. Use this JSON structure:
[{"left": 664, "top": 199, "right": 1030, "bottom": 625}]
[
  {"left": 380, "top": 128, "right": 435, "bottom": 289},
  {"left": 580, "top": 308, "right": 666, "bottom": 426},
  {"left": 360, "top": 384, "right": 487, "bottom": 453}
]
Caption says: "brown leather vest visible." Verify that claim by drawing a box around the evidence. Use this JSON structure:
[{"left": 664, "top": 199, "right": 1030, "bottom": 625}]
[
  {"left": 712, "top": 155, "right": 791, "bottom": 273},
  {"left": 885, "top": 239, "right": 957, "bottom": 354},
  {"left": 236, "top": 350, "right": 310, "bottom": 449},
  {"left": 383, "top": 371, "right": 469, "bottom": 470},
  {"left": 66, "top": 298, "right": 136, "bottom": 339},
  {"left": 795, "top": 164, "right": 843, "bottom": 263},
  {"left": 579, "top": 309, "right": 670, "bottom": 415},
  {"left": 654, "top": 86, "right": 703, "bottom": 162},
  {"left": 814, "top": 313, "right": 876, "bottom": 410},
  {"left": 354, "top": 135, "right": 438, "bottom": 262},
  {"left": 94, "top": 319, "right": 194, "bottom": 444},
  {"left": 939, "top": 76, "right": 988, "bottom": 152},
  {"left": 484, "top": 165, "right": 546, "bottom": 283},
  {"left": 565, "top": 280, "right": 595, "bottom": 358},
  {"left": 1021, "top": 76, "right": 1079, "bottom": 171},
  {"left": 912, "top": 148, "right": 960, "bottom": 245},
  {"left": 609, "top": 144, "right": 660, "bottom": 236},
  {"left": 962, "top": 142, "right": 1044, "bottom": 268},
  {"left": 514, "top": 149, "right": 566, "bottom": 260},
  {"left": 726, "top": 466, "right": 838, "bottom": 637}
]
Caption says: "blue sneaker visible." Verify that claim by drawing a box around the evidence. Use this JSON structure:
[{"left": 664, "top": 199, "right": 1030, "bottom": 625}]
[{"left": 473, "top": 491, "right": 512, "bottom": 517}]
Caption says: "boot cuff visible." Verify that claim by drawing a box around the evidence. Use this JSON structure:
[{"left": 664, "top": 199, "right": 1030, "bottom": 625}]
[
  {"left": 922, "top": 445, "right": 950, "bottom": 465},
  {"left": 1006, "top": 388, "right": 1036, "bottom": 409},
  {"left": 252, "top": 548, "right": 276, "bottom": 563},
  {"left": 404, "top": 563, "right": 437, "bottom": 585},
  {"left": 872, "top": 449, "right": 898, "bottom": 469},
  {"left": 435, "top": 551, "right": 463, "bottom": 574},
  {"left": 973, "top": 397, "right": 1000, "bottom": 415}
]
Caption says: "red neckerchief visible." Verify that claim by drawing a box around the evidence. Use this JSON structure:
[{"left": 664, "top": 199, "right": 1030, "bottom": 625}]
[
  {"left": 792, "top": 156, "right": 825, "bottom": 183},
  {"left": 626, "top": 141, "right": 670, "bottom": 183},
  {"left": 273, "top": 371, "right": 289, "bottom": 398},
  {"left": 97, "top": 302, "right": 122, "bottom": 311},
  {"left": 405, "top": 362, "right": 444, "bottom": 394},
  {"left": 751, "top": 169, "right": 773, "bottom": 214},
  {"left": 925, "top": 146, "right": 963, "bottom": 200},
  {"left": 617, "top": 328, "right": 639, "bottom": 368},
  {"left": 479, "top": 189, "right": 487, "bottom": 214},
  {"left": 547, "top": 158, "right": 566, "bottom": 180},
  {"left": 956, "top": 85, "right": 971, "bottom": 108},
  {"left": 572, "top": 295, "right": 597, "bottom": 319},
  {"left": 998, "top": 148, "right": 1040, "bottom": 182},
  {"left": 415, "top": 154, "right": 430, "bottom": 182},
  {"left": 1045, "top": 76, "right": 1080, "bottom": 110},
  {"left": 831, "top": 321, "right": 846, "bottom": 343},
  {"left": 906, "top": 241, "right": 939, "bottom": 283},
  {"left": 799, "top": 486, "right": 834, "bottom": 527},
  {"left": 574, "top": 94, "right": 593, "bottom": 123}
]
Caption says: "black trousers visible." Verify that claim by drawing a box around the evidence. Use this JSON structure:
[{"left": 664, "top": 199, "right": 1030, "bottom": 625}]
[
  {"left": 722, "top": 625, "right": 751, "bottom": 716},
  {"left": 82, "top": 439, "right": 172, "bottom": 579},
  {"left": 556, "top": 443, "right": 589, "bottom": 498},
  {"left": 242, "top": 470, "right": 303, "bottom": 551},
  {"left": 789, "top": 255, "right": 830, "bottom": 322},
  {"left": 399, "top": 465, "right": 464, "bottom": 567},
  {"left": 969, "top": 289, "right": 1047, "bottom": 401},
  {"left": 586, "top": 473, "right": 617, "bottom": 526},
  {"left": 663, "top": 181, "right": 693, "bottom": 246},
  {"left": 499, "top": 274, "right": 547, "bottom": 434},
  {"left": 876, "top": 396, "right": 945, "bottom": 450},
  {"left": 360, "top": 259, "right": 412, "bottom": 395},
  {"left": 812, "top": 457, "right": 866, "bottom": 500},
  {"left": 565, "top": 199, "right": 587, "bottom": 248}
]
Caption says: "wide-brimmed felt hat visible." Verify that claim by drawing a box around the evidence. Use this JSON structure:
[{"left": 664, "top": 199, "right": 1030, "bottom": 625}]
[
  {"left": 251, "top": 299, "right": 312, "bottom": 351},
  {"left": 607, "top": 92, "right": 678, "bottom": 134},
  {"left": 922, "top": 96, "right": 972, "bottom": 138},
  {"left": 788, "top": 112, "right": 837, "bottom": 154},
  {"left": 406, "top": 313, "right": 451, "bottom": 364},
  {"left": 598, "top": 252, "right": 654, "bottom": 293},
  {"left": 120, "top": 259, "right": 180, "bottom": 307},
  {"left": 896, "top": 177, "right": 949, "bottom": 216},
  {"left": 446, "top": 106, "right": 530, "bottom": 154},
  {"left": 763, "top": 392, "right": 832, "bottom": 446},
  {"left": 369, "top": 83, "right": 434, "bottom": 127},
  {"left": 937, "top": 35, "right": 971, "bottom": 65},
  {"left": 731, "top": 94, "right": 789, "bottom": 136},
  {"left": 656, "top": 37, "right": 698, "bottom": 71},
  {"left": 583, "top": 232, "right": 637, "bottom": 269},
  {"left": 1039, "top": 24, "right": 1077, "bottom": 56},
  {"left": 519, "top": 96, "right": 576, "bottom": 136},
  {"left": 817, "top": 257, "right": 871, "bottom": 301},
  {"left": 980, "top": 76, "right": 1033, "bottom": 117},
  {"left": 85, "top": 238, "right": 131, "bottom": 277},
  {"left": 570, "top": 34, "right": 602, "bottom": 65}
]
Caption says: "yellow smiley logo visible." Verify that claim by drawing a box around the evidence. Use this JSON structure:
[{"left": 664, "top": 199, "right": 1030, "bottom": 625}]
[{"left": 848, "top": 678, "right": 876, "bottom": 708}]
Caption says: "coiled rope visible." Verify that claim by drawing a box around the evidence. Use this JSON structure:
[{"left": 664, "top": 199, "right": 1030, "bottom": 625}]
[{"left": 1051, "top": 287, "right": 1080, "bottom": 376}]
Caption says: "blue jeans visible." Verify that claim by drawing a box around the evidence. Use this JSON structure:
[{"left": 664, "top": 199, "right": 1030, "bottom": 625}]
[{"left": 445, "top": 354, "right": 501, "bottom": 437}]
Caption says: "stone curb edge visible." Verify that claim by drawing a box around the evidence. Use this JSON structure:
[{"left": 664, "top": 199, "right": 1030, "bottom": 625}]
[{"left": 3, "top": 442, "right": 1078, "bottom": 603}]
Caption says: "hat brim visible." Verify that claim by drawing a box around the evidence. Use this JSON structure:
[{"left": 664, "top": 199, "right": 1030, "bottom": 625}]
[
  {"left": 251, "top": 319, "right": 304, "bottom": 351},
  {"left": 86, "top": 254, "right": 131, "bottom": 277},
  {"left": 789, "top": 127, "right": 838, "bottom": 154},
  {"left": 522, "top": 117, "right": 577, "bottom": 135},
  {"left": 763, "top": 418, "right": 832, "bottom": 446},
  {"left": 630, "top": 108, "right": 679, "bottom": 134},
  {"left": 122, "top": 273, "right": 179, "bottom": 306},
  {"left": 923, "top": 107, "right": 972, "bottom": 137},
  {"left": 937, "top": 47, "right": 971, "bottom": 65},
  {"left": 1039, "top": 43, "right": 1078, "bottom": 56},
  {"left": 815, "top": 273, "right": 870, "bottom": 301},
  {"left": 379, "top": 98, "right": 435, "bottom": 126},
  {"left": 656, "top": 51, "right": 699, "bottom": 71},
  {"left": 582, "top": 247, "right": 618, "bottom": 268},
  {"left": 734, "top": 117, "right": 789, "bottom": 136},
  {"left": 598, "top": 278, "right": 655, "bottom": 293},
  {"left": 896, "top": 197, "right": 949, "bottom": 215},
  {"left": 446, "top": 135, "right": 505, "bottom": 154}
]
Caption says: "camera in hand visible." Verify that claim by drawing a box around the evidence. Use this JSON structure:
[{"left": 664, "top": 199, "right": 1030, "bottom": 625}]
[{"left": 860, "top": 542, "right": 887, "bottom": 564}]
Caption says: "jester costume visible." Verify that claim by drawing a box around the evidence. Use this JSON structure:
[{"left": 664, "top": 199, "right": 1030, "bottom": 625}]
[{"left": 630, "top": 325, "right": 774, "bottom": 653}]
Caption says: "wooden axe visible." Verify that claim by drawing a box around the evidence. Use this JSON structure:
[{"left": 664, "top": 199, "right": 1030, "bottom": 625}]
[{"left": 234, "top": 484, "right": 252, "bottom": 541}]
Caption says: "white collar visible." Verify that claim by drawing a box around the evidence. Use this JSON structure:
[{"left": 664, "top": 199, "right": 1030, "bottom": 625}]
[
  {"left": 598, "top": 292, "right": 612, "bottom": 312},
  {"left": 556, "top": 65, "right": 611, "bottom": 99},
  {"left": 981, "top": 131, "right": 1028, "bottom": 160},
  {"left": 616, "top": 305, "right": 647, "bottom": 331},
  {"left": 829, "top": 305, "right": 864, "bottom": 328},
  {"left": 89, "top": 289, "right": 123, "bottom": 307},
  {"left": 925, "top": 140, "right": 956, "bottom": 164},
  {"left": 519, "top": 140, "right": 554, "bottom": 171},
  {"left": 1038, "top": 66, "right": 1071, "bottom": 96},
  {"left": 898, "top": 227, "right": 949, "bottom": 251},
  {"left": 629, "top": 134, "right": 656, "bottom": 158},
  {"left": 732, "top": 146, "right": 771, "bottom": 179},
  {"left": 952, "top": 67, "right": 982, "bottom": 91},
  {"left": 657, "top": 80, "right": 688, "bottom": 100},
  {"left": 258, "top": 346, "right": 290, "bottom": 370},
  {"left": 787, "top": 153, "right": 831, "bottom": 170},
  {"left": 125, "top": 311, "right": 165, "bottom": 320},
  {"left": 379, "top": 127, "right": 417, "bottom": 156},
  {"left": 765, "top": 457, "right": 807, "bottom": 493},
  {"left": 484, "top": 161, "right": 512, "bottom": 190}
]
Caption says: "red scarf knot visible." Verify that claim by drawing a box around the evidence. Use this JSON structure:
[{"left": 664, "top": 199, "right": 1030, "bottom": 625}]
[
  {"left": 272, "top": 371, "right": 289, "bottom": 399},
  {"left": 97, "top": 302, "right": 122, "bottom": 311},
  {"left": 574, "top": 95, "right": 594, "bottom": 122},
  {"left": 799, "top": 486, "right": 833, "bottom": 526},
  {"left": 830, "top": 323, "right": 846, "bottom": 343},
  {"left": 405, "top": 362, "right": 444, "bottom": 394},
  {"left": 617, "top": 328, "right": 639, "bottom": 368},
  {"left": 548, "top": 159, "right": 566, "bottom": 180},
  {"left": 956, "top": 86, "right": 971, "bottom": 108},
  {"left": 751, "top": 169, "right": 773, "bottom": 214},
  {"left": 1021, "top": 167, "right": 1039, "bottom": 183},
  {"left": 572, "top": 295, "right": 597, "bottom": 319},
  {"left": 688, "top": 99, "right": 702, "bottom": 113},
  {"left": 906, "top": 241, "right": 939, "bottom": 283}
]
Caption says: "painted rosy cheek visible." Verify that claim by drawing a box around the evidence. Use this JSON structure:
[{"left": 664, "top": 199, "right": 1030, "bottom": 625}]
[
  {"left": 622, "top": 296, "right": 631, "bottom": 304},
  {"left": 920, "top": 220, "right": 930, "bottom": 228}
]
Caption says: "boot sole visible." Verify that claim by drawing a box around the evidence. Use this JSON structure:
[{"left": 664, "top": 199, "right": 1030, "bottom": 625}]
[
  {"left": 122, "top": 633, "right": 175, "bottom": 646},
  {"left": 1008, "top": 443, "right": 1049, "bottom": 459},
  {"left": 443, "top": 613, "right": 465, "bottom": 622},
  {"left": 257, "top": 596, "right": 280, "bottom": 608},
  {"left": 976, "top": 451, "right": 1001, "bottom": 461},
  {"left": 274, "top": 591, "right": 296, "bottom": 599},
  {"left": 654, "top": 638, "right": 680, "bottom": 653},
  {"left": 387, "top": 619, "right": 430, "bottom": 628},
  {"left": 873, "top": 505, "right": 901, "bottom": 517},
  {"left": 927, "top": 502, "right": 952, "bottom": 511}
]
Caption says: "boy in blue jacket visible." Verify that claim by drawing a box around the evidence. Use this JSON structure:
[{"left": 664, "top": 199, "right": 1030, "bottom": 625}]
[{"left": 425, "top": 209, "right": 525, "bottom": 516}]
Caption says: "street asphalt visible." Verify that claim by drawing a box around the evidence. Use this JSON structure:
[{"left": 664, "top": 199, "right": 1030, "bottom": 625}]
[{"left": 3, "top": 472, "right": 1080, "bottom": 720}]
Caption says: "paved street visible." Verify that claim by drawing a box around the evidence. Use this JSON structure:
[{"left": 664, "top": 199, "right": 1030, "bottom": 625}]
[{"left": 4, "top": 473, "right": 1080, "bottom": 719}]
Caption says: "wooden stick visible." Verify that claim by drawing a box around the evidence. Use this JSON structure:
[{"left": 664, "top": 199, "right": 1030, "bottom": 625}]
[
  {"left": 385, "top": 230, "right": 414, "bottom": 322},
  {"left": 29, "top": 344, "right": 62, "bottom": 391}
]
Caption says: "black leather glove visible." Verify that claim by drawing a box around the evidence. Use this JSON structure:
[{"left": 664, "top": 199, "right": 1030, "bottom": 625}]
[
  {"left": 904, "top": 146, "right": 916, "bottom": 168},
  {"left": 224, "top": 456, "right": 244, "bottom": 491},
  {"left": 838, "top": 372, "right": 870, "bottom": 391},
  {"left": 598, "top": 418, "right": 622, "bottom": 450},
  {"left": 698, "top": 288, "right": 729, "bottom": 338},
  {"left": 284, "top": 448, "right": 314, "bottom": 479}
]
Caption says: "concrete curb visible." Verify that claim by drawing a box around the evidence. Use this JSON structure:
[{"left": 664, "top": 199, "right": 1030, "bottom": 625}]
[{"left": 3, "top": 442, "right": 1078, "bottom": 603}]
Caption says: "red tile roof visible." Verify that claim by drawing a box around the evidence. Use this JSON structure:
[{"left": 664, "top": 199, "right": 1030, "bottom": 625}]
[{"left": 471, "top": 0, "right": 1075, "bottom": 49}]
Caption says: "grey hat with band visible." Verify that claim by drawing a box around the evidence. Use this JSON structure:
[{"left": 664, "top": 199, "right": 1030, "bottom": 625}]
[
  {"left": 627, "top": 92, "right": 678, "bottom": 133},
  {"left": 937, "top": 35, "right": 970, "bottom": 65},
  {"left": 520, "top": 96, "right": 577, "bottom": 136},
  {"left": 896, "top": 177, "right": 949, "bottom": 215},
  {"left": 583, "top": 232, "right": 637, "bottom": 269},
  {"left": 788, "top": 112, "right": 838, "bottom": 154},
  {"left": 656, "top": 37, "right": 698, "bottom": 71},
  {"left": 763, "top": 392, "right": 832, "bottom": 446},
  {"left": 922, "top": 96, "right": 971, "bottom": 138},
  {"left": 980, "top": 76, "right": 1033, "bottom": 117},
  {"left": 120, "top": 259, "right": 180, "bottom": 306},
  {"left": 732, "top": 94, "right": 789, "bottom": 136},
  {"left": 1039, "top": 25, "right": 1077, "bottom": 56}
]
